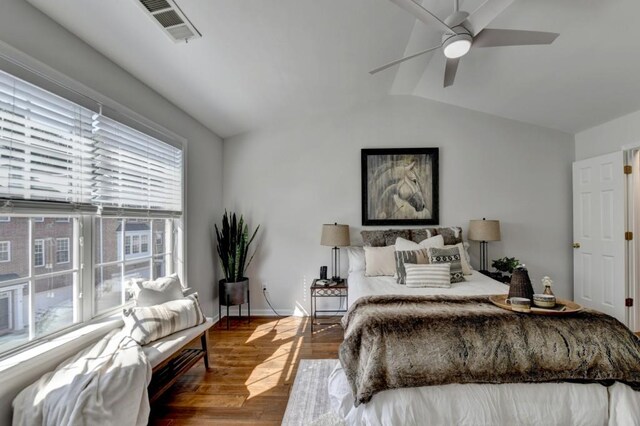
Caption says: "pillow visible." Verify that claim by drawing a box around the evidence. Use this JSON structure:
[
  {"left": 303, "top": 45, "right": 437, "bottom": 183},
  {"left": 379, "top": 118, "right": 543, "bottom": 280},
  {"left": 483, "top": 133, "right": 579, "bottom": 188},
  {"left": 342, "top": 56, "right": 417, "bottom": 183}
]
[
  {"left": 404, "top": 263, "right": 451, "bottom": 288},
  {"left": 134, "top": 273, "right": 184, "bottom": 307},
  {"left": 346, "top": 246, "right": 366, "bottom": 273},
  {"left": 361, "top": 229, "right": 411, "bottom": 247},
  {"left": 427, "top": 246, "right": 465, "bottom": 283},
  {"left": 395, "top": 235, "right": 444, "bottom": 251},
  {"left": 122, "top": 293, "right": 205, "bottom": 345},
  {"left": 410, "top": 228, "right": 438, "bottom": 243},
  {"left": 364, "top": 245, "right": 397, "bottom": 276},
  {"left": 445, "top": 243, "right": 473, "bottom": 275},
  {"left": 436, "top": 227, "right": 463, "bottom": 245},
  {"left": 394, "top": 249, "right": 429, "bottom": 284}
]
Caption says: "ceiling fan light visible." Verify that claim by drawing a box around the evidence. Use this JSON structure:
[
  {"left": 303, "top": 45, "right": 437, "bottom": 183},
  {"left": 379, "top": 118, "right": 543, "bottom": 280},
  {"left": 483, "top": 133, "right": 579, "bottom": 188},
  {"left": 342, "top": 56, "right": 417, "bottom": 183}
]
[
  {"left": 443, "top": 39, "right": 471, "bottom": 59},
  {"left": 442, "top": 34, "right": 472, "bottom": 59}
]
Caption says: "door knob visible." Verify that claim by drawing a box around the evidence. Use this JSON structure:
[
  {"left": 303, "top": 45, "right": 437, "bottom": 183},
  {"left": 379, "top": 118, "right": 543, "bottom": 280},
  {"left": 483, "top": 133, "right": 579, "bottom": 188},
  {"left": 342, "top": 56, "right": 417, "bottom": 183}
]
[{"left": 572, "top": 243, "right": 580, "bottom": 249}]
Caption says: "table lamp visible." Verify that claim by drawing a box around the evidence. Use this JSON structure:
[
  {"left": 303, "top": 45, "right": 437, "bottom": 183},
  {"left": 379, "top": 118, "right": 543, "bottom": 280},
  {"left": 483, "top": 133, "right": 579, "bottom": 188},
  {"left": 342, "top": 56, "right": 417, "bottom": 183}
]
[
  {"left": 320, "top": 223, "right": 350, "bottom": 283},
  {"left": 468, "top": 218, "right": 501, "bottom": 274}
]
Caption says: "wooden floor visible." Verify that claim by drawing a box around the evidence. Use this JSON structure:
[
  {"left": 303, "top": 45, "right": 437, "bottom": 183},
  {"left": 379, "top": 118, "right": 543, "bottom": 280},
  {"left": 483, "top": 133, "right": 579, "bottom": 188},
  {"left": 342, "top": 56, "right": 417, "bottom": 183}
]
[{"left": 149, "top": 316, "right": 343, "bottom": 425}]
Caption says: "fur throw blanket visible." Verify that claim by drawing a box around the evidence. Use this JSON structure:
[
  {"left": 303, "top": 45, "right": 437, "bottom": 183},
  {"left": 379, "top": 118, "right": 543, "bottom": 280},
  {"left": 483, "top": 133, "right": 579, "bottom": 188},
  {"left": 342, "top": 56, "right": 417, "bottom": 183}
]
[{"left": 339, "top": 295, "right": 640, "bottom": 406}]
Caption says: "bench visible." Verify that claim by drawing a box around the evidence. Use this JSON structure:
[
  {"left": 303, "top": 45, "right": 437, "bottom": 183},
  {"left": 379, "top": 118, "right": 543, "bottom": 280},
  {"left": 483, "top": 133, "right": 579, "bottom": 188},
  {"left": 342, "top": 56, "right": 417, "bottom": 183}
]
[{"left": 143, "top": 318, "right": 214, "bottom": 402}]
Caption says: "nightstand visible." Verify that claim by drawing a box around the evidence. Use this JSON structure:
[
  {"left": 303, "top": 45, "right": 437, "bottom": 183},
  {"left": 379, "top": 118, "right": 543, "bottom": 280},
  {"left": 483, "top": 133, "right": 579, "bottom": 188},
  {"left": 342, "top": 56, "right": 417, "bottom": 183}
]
[{"left": 310, "top": 279, "right": 348, "bottom": 332}]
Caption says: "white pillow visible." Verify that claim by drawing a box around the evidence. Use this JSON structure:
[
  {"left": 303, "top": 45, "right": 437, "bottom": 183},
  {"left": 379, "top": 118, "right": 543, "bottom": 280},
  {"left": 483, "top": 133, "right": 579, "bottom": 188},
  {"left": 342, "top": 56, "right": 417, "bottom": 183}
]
[
  {"left": 445, "top": 243, "right": 473, "bottom": 275},
  {"left": 134, "top": 273, "right": 184, "bottom": 307},
  {"left": 122, "top": 293, "right": 205, "bottom": 345},
  {"left": 395, "top": 235, "right": 444, "bottom": 251},
  {"left": 404, "top": 263, "right": 451, "bottom": 288},
  {"left": 346, "top": 246, "right": 366, "bottom": 273},
  {"left": 364, "top": 245, "right": 397, "bottom": 276}
]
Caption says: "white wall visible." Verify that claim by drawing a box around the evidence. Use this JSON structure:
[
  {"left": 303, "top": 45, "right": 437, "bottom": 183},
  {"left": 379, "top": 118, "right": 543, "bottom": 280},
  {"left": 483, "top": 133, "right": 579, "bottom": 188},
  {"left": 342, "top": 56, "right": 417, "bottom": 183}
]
[
  {"left": 575, "top": 109, "right": 640, "bottom": 160},
  {"left": 0, "top": 1, "right": 223, "bottom": 423},
  {"left": 223, "top": 95, "right": 575, "bottom": 315}
]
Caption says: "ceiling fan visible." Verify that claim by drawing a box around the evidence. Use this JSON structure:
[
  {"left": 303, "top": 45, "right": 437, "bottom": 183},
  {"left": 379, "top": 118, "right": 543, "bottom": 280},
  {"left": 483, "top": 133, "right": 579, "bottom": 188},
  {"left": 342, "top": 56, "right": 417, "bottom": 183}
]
[{"left": 370, "top": 0, "right": 559, "bottom": 87}]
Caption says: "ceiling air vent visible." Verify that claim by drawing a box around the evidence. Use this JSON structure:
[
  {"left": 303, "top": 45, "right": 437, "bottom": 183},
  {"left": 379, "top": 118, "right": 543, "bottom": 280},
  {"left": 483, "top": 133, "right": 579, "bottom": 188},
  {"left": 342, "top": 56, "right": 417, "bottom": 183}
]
[{"left": 135, "top": 0, "right": 201, "bottom": 43}]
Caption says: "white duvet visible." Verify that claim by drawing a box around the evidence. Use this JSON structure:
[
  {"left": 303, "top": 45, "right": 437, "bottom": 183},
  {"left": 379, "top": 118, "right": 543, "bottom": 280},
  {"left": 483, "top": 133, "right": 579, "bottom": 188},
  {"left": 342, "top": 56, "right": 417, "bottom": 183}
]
[
  {"left": 12, "top": 330, "right": 152, "bottom": 426},
  {"left": 332, "top": 271, "right": 640, "bottom": 425},
  {"left": 347, "top": 270, "right": 509, "bottom": 308}
]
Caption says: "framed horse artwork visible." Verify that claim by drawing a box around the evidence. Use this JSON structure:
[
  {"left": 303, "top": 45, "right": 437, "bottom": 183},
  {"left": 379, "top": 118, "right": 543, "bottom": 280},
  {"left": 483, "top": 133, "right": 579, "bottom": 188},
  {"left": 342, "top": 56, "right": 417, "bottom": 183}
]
[{"left": 361, "top": 148, "right": 439, "bottom": 226}]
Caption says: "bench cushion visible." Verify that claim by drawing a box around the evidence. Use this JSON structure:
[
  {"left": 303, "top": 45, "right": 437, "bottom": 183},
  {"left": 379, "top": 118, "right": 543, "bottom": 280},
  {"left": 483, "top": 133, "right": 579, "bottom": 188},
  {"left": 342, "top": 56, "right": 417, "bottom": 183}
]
[{"left": 142, "top": 318, "right": 213, "bottom": 369}]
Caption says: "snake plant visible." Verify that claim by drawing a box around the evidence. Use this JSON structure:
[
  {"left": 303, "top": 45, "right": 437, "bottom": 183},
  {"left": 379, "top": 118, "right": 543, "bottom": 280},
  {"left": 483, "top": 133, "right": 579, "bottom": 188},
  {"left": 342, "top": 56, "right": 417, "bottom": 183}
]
[{"left": 215, "top": 211, "right": 260, "bottom": 282}]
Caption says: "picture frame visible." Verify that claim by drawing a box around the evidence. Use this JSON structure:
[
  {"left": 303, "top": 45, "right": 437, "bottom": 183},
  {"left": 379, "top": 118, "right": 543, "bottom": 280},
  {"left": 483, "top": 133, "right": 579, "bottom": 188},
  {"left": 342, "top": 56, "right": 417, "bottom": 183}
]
[{"left": 361, "top": 148, "right": 439, "bottom": 226}]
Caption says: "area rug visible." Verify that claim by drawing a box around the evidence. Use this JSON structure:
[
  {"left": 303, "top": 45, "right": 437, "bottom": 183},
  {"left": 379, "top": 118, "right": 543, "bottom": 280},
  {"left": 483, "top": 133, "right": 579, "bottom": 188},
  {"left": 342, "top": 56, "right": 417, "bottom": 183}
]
[{"left": 281, "top": 359, "right": 345, "bottom": 426}]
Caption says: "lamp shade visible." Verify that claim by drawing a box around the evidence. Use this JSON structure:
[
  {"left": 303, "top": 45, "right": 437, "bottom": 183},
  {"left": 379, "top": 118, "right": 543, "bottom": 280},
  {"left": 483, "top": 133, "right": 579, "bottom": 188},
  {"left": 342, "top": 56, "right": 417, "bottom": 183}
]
[
  {"left": 468, "top": 219, "right": 501, "bottom": 242},
  {"left": 321, "top": 223, "right": 350, "bottom": 247}
]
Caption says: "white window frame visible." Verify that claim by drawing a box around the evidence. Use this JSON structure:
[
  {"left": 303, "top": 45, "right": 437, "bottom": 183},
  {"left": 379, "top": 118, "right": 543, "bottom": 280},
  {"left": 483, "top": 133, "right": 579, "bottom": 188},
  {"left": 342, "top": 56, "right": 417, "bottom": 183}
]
[
  {"left": 0, "top": 241, "right": 10, "bottom": 262},
  {"left": 0, "top": 217, "right": 10, "bottom": 223},
  {"left": 56, "top": 237, "right": 70, "bottom": 264},
  {"left": 93, "top": 218, "right": 176, "bottom": 315},
  {"left": 34, "top": 239, "right": 45, "bottom": 268},
  {"left": 55, "top": 218, "right": 70, "bottom": 223},
  {"left": 0, "top": 50, "right": 187, "bottom": 360}
]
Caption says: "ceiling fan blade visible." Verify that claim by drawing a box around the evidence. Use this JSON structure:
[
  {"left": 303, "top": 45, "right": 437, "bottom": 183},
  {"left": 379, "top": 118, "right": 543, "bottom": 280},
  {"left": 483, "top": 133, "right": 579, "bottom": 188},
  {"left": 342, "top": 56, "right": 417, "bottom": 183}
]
[
  {"left": 369, "top": 45, "right": 441, "bottom": 75},
  {"left": 466, "top": 0, "right": 514, "bottom": 36},
  {"left": 444, "top": 57, "right": 460, "bottom": 87},
  {"left": 473, "top": 29, "right": 560, "bottom": 47},
  {"left": 390, "top": 0, "right": 455, "bottom": 34}
]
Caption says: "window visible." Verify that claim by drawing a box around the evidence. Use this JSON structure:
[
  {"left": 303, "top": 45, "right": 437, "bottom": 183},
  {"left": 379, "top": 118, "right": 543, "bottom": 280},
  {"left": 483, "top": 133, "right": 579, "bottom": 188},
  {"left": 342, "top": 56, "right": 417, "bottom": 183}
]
[
  {"left": 141, "top": 235, "right": 149, "bottom": 253},
  {"left": 56, "top": 238, "right": 69, "bottom": 264},
  {"left": 0, "top": 241, "right": 10, "bottom": 262},
  {"left": 34, "top": 239, "right": 44, "bottom": 267},
  {"left": 0, "top": 68, "right": 183, "bottom": 357},
  {"left": 132, "top": 235, "right": 140, "bottom": 254}
]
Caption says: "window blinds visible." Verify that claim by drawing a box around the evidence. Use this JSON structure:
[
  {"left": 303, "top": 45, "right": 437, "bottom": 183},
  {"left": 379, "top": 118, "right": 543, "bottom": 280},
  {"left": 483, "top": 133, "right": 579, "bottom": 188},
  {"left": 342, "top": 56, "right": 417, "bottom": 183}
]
[
  {"left": 0, "top": 69, "right": 182, "bottom": 214},
  {"left": 92, "top": 114, "right": 182, "bottom": 213}
]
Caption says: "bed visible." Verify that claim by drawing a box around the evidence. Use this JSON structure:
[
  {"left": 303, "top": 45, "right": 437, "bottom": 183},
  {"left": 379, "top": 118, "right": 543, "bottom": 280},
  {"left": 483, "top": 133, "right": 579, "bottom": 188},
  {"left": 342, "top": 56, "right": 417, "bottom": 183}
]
[{"left": 328, "top": 242, "right": 640, "bottom": 426}]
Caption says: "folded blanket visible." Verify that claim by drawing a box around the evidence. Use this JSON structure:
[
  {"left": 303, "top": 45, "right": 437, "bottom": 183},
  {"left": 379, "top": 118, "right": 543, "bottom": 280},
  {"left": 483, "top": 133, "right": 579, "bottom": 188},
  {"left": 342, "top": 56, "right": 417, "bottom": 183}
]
[
  {"left": 12, "top": 330, "right": 152, "bottom": 426},
  {"left": 339, "top": 295, "right": 640, "bottom": 406}
]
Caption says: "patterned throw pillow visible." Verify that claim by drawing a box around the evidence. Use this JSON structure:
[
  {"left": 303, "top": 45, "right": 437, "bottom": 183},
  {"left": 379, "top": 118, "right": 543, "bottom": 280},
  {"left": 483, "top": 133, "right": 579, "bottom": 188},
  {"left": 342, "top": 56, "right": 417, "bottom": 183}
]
[
  {"left": 394, "top": 249, "right": 429, "bottom": 284},
  {"left": 436, "top": 227, "right": 463, "bottom": 245},
  {"left": 427, "top": 246, "right": 465, "bottom": 283},
  {"left": 361, "top": 229, "right": 411, "bottom": 247},
  {"left": 410, "top": 228, "right": 438, "bottom": 243},
  {"left": 122, "top": 293, "right": 206, "bottom": 345},
  {"left": 404, "top": 263, "right": 451, "bottom": 288}
]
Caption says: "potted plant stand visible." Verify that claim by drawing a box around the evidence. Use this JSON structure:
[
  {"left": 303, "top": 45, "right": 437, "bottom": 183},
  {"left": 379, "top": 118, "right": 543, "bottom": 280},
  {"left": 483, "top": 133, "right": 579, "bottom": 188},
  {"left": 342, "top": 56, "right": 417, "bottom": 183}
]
[{"left": 219, "top": 278, "right": 250, "bottom": 330}]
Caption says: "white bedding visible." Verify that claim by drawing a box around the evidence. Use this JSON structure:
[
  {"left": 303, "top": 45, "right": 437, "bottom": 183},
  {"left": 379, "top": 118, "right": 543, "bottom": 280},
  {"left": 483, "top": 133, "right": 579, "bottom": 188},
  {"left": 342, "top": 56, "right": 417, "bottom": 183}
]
[
  {"left": 334, "top": 270, "right": 640, "bottom": 425},
  {"left": 347, "top": 270, "right": 508, "bottom": 308},
  {"left": 328, "top": 362, "right": 640, "bottom": 426},
  {"left": 12, "top": 330, "right": 151, "bottom": 426}
]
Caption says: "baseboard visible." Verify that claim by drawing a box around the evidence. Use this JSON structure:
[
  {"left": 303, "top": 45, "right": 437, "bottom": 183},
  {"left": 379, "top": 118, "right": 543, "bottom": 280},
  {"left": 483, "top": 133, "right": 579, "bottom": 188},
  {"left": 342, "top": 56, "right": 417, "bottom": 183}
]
[{"left": 219, "top": 308, "right": 297, "bottom": 318}]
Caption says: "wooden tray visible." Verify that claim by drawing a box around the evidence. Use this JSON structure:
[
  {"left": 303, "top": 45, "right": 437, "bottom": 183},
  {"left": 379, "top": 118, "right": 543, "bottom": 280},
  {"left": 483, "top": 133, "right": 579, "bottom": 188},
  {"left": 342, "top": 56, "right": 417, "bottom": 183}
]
[{"left": 489, "top": 294, "right": 583, "bottom": 316}]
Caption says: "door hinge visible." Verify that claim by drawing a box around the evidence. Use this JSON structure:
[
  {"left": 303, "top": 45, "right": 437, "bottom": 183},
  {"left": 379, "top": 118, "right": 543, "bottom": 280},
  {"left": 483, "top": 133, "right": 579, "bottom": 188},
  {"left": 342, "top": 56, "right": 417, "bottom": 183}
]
[
  {"left": 625, "top": 231, "right": 633, "bottom": 241},
  {"left": 626, "top": 298, "right": 633, "bottom": 307},
  {"left": 624, "top": 165, "right": 632, "bottom": 175}
]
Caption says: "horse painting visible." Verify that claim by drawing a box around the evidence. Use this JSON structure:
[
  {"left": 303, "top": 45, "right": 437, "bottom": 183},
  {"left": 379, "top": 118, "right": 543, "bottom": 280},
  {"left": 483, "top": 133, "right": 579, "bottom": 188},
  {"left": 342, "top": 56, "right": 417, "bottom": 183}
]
[{"left": 362, "top": 149, "right": 439, "bottom": 225}]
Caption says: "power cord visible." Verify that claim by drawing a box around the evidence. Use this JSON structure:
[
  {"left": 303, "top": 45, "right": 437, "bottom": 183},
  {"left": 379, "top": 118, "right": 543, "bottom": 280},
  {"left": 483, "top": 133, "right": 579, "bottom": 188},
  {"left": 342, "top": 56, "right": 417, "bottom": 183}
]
[{"left": 262, "top": 288, "right": 286, "bottom": 317}]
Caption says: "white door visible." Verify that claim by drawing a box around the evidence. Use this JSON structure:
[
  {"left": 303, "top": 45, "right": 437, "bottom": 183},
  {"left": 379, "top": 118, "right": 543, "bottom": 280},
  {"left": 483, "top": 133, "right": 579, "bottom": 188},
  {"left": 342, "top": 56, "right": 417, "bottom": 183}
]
[{"left": 573, "top": 151, "right": 627, "bottom": 324}]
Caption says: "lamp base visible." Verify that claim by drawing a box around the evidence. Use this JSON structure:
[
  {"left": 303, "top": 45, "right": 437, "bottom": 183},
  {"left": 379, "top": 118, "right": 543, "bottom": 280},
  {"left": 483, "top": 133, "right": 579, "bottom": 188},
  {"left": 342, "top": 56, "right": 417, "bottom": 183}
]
[{"left": 331, "top": 276, "right": 344, "bottom": 284}]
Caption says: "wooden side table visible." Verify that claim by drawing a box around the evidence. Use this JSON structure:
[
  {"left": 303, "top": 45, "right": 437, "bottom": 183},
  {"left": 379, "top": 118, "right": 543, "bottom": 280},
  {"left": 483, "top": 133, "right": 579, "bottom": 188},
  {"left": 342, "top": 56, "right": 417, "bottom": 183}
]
[{"left": 310, "top": 279, "right": 348, "bottom": 332}]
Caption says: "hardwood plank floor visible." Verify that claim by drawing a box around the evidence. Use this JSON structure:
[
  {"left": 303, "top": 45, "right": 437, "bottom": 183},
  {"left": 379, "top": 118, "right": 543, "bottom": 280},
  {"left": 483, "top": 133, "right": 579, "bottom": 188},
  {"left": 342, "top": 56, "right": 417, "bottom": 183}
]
[{"left": 149, "top": 316, "right": 343, "bottom": 426}]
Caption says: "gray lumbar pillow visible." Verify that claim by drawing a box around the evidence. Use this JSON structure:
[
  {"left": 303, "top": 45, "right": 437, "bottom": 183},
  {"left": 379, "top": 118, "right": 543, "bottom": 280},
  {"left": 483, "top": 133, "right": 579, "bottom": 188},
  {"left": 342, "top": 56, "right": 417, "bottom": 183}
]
[{"left": 134, "top": 273, "right": 184, "bottom": 307}]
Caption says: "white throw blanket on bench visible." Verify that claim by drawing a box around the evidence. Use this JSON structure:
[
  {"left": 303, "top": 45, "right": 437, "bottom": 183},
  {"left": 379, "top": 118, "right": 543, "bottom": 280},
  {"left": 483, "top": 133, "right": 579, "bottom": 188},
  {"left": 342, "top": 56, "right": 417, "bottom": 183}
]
[{"left": 12, "top": 329, "right": 152, "bottom": 426}]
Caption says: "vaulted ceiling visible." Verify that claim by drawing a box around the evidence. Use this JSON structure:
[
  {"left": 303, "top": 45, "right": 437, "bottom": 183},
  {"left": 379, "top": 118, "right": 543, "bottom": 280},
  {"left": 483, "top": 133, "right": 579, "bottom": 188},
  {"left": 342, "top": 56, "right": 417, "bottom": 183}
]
[{"left": 27, "top": 0, "right": 640, "bottom": 138}]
